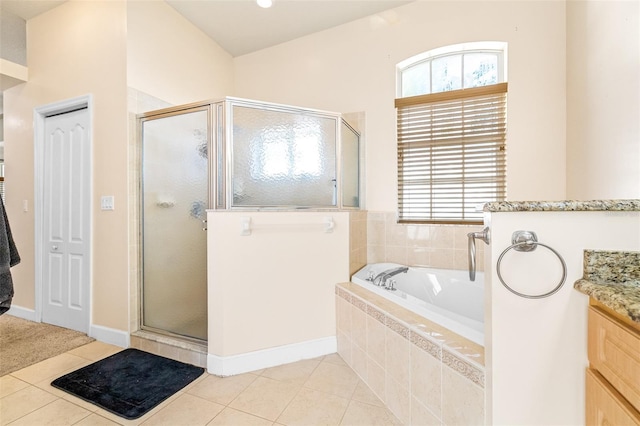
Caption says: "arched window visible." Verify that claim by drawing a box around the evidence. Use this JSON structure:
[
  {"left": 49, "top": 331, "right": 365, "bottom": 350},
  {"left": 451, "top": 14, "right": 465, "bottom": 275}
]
[{"left": 396, "top": 42, "right": 508, "bottom": 224}]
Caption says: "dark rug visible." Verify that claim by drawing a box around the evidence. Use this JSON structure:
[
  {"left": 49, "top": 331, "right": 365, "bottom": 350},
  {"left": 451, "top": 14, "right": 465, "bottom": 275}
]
[{"left": 51, "top": 348, "right": 204, "bottom": 420}]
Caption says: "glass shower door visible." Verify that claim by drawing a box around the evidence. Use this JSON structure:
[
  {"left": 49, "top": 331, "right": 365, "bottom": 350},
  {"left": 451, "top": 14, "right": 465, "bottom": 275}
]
[{"left": 141, "top": 108, "right": 209, "bottom": 341}]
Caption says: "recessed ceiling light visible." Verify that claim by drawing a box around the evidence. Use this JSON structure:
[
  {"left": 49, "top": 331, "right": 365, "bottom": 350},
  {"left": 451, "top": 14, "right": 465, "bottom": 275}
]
[{"left": 257, "top": 0, "right": 272, "bottom": 8}]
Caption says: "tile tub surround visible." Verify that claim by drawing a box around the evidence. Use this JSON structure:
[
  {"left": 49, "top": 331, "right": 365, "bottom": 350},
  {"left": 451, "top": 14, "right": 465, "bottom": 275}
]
[
  {"left": 366, "top": 211, "right": 485, "bottom": 272},
  {"left": 336, "top": 282, "right": 485, "bottom": 425},
  {"left": 349, "top": 210, "right": 368, "bottom": 276},
  {"left": 574, "top": 250, "right": 640, "bottom": 323}
]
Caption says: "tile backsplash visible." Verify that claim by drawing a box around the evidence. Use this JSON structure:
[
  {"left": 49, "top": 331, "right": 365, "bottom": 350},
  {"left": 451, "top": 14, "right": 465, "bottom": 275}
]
[{"left": 366, "top": 211, "right": 485, "bottom": 271}]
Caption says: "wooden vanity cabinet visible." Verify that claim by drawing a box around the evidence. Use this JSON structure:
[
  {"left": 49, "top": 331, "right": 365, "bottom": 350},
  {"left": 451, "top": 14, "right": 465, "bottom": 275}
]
[{"left": 586, "top": 304, "right": 640, "bottom": 425}]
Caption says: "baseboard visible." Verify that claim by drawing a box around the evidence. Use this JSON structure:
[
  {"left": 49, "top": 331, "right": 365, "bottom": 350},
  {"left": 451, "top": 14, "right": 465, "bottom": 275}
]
[
  {"left": 5, "top": 305, "right": 36, "bottom": 322},
  {"left": 207, "top": 336, "right": 337, "bottom": 376},
  {"left": 5, "top": 305, "right": 128, "bottom": 348},
  {"left": 89, "top": 324, "right": 129, "bottom": 348}
]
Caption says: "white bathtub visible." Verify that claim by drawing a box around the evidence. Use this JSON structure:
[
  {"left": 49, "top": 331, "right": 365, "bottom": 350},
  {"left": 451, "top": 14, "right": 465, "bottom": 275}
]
[{"left": 351, "top": 263, "right": 484, "bottom": 345}]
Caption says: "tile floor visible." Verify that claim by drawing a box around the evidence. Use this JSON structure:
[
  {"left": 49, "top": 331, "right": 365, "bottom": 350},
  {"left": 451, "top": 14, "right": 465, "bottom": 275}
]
[{"left": 0, "top": 341, "right": 401, "bottom": 425}]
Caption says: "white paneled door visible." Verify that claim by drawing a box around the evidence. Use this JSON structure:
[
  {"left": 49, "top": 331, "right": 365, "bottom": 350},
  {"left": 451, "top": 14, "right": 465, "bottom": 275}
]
[{"left": 41, "top": 108, "right": 90, "bottom": 333}]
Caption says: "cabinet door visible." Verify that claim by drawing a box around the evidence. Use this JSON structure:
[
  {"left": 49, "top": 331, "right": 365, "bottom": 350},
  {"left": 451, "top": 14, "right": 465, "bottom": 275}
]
[
  {"left": 586, "top": 368, "right": 640, "bottom": 426},
  {"left": 588, "top": 306, "right": 640, "bottom": 412}
]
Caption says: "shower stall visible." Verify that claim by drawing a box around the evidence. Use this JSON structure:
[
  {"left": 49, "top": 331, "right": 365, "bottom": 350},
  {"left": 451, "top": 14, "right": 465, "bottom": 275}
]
[{"left": 138, "top": 98, "right": 360, "bottom": 343}]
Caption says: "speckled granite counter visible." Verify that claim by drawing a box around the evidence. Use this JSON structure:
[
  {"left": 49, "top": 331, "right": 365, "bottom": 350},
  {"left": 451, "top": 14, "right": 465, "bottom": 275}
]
[
  {"left": 574, "top": 250, "right": 640, "bottom": 323},
  {"left": 484, "top": 199, "right": 640, "bottom": 212}
]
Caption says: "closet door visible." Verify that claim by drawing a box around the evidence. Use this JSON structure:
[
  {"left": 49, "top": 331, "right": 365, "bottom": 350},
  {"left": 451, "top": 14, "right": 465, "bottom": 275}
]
[{"left": 42, "top": 107, "right": 91, "bottom": 333}]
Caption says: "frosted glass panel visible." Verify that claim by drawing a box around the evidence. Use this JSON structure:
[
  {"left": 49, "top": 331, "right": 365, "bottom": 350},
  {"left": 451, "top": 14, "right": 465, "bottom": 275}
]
[
  {"left": 142, "top": 109, "right": 208, "bottom": 341},
  {"left": 341, "top": 121, "right": 359, "bottom": 208},
  {"left": 232, "top": 105, "right": 337, "bottom": 207}
]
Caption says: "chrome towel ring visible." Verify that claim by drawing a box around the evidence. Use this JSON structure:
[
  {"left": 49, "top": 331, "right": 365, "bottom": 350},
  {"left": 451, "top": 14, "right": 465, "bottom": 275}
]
[{"left": 496, "top": 231, "right": 567, "bottom": 299}]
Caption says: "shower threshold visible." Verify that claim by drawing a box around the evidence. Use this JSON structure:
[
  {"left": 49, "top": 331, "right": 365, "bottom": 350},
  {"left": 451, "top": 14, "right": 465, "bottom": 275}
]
[{"left": 131, "top": 329, "right": 207, "bottom": 368}]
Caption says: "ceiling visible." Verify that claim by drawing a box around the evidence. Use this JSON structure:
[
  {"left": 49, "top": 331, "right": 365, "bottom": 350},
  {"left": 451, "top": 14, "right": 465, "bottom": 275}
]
[{"left": 1, "top": 0, "right": 412, "bottom": 57}]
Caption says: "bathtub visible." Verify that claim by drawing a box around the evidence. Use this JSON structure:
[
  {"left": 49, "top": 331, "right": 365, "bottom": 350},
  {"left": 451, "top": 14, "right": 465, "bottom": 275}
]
[{"left": 351, "top": 263, "right": 484, "bottom": 345}]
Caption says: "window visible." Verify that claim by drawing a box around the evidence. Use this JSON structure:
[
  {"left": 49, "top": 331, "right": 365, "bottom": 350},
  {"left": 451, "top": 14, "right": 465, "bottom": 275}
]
[{"left": 396, "top": 43, "right": 507, "bottom": 224}]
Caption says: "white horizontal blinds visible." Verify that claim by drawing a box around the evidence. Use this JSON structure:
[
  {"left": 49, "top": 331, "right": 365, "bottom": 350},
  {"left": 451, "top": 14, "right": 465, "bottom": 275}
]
[{"left": 396, "top": 83, "right": 507, "bottom": 224}]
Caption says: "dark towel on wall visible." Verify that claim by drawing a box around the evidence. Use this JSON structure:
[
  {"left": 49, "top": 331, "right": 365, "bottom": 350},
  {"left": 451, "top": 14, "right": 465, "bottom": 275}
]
[{"left": 0, "top": 197, "right": 20, "bottom": 315}]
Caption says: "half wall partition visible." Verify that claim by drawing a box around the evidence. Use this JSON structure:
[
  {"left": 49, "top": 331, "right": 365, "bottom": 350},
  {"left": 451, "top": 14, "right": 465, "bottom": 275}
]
[{"left": 138, "top": 98, "right": 360, "bottom": 342}]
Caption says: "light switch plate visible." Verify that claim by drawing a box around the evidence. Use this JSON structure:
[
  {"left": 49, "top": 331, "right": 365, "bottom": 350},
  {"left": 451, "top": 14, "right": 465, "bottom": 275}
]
[{"left": 101, "top": 196, "right": 115, "bottom": 211}]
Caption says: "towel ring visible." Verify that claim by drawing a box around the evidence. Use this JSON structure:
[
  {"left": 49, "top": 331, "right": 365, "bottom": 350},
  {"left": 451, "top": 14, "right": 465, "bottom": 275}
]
[{"left": 496, "top": 241, "right": 567, "bottom": 299}]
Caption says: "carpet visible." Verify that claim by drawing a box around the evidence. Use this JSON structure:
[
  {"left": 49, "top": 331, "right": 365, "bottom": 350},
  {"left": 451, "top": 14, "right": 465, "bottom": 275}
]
[
  {"left": 0, "top": 315, "right": 95, "bottom": 376},
  {"left": 51, "top": 348, "right": 205, "bottom": 420}
]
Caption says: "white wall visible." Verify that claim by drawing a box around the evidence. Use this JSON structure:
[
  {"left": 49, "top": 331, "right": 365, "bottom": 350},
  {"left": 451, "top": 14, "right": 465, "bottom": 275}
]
[
  {"left": 235, "top": 1, "right": 568, "bottom": 210},
  {"left": 566, "top": 1, "right": 640, "bottom": 199},
  {"left": 485, "top": 210, "right": 640, "bottom": 425}
]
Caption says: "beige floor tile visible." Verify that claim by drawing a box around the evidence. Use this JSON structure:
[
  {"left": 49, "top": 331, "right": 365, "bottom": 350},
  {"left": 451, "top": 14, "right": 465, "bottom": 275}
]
[
  {"left": 0, "top": 385, "right": 58, "bottom": 425},
  {"left": 350, "top": 381, "right": 384, "bottom": 407},
  {"left": 276, "top": 387, "right": 349, "bottom": 426},
  {"left": 229, "top": 376, "right": 301, "bottom": 421},
  {"left": 10, "top": 353, "right": 89, "bottom": 385},
  {"left": 8, "top": 398, "right": 92, "bottom": 425},
  {"left": 322, "top": 353, "right": 348, "bottom": 367},
  {"left": 0, "top": 375, "right": 29, "bottom": 398},
  {"left": 141, "top": 393, "right": 224, "bottom": 425},
  {"left": 340, "top": 399, "right": 402, "bottom": 426},
  {"left": 303, "top": 361, "right": 360, "bottom": 399},
  {"left": 91, "top": 388, "right": 185, "bottom": 426},
  {"left": 92, "top": 408, "right": 150, "bottom": 426},
  {"left": 67, "top": 341, "right": 122, "bottom": 361},
  {"left": 260, "top": 358, "right": 321, "bottom": 384},
  {"left": 187, "top": 373, "right": 258, "bottom": 405},
  {"left": 208, "top": 407, "right": 273, "bottom": 426},
  {"left": 33, "top": 379, "right": 100, "bottom": 413},
  {"left": 74, "top": 413, "right": 122, "bottom": 425}
]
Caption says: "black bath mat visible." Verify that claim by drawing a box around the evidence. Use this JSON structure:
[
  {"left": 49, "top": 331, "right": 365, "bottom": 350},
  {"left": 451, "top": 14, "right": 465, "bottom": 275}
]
[{"left": 51, "top": 348, "right": 204, "bottom": 420}]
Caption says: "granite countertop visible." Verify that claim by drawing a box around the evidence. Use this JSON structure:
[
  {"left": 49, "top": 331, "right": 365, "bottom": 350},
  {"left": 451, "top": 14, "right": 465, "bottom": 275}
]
[
  {"left": 574, "top": 250, "right": 640, "bottom": 323},
  {"left": 484, "top": 199, "right": 640, "bottom": 212}
]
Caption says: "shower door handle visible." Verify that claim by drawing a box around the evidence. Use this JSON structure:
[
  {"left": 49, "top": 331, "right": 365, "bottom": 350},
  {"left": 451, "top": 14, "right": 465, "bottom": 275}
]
[{"left": 467, "top": 227, "right": 490, "bottom": 282}]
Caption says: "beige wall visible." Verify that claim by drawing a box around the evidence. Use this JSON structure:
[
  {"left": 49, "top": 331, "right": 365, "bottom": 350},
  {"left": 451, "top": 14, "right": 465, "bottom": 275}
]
[
  {"left": 5, "top": 0, "right": 236, "bottom": 336},
  {"left": 4, "top": 1, "right": 129, "bottom": 330},
  {"left": 566, "top": 0, "right": 640, "bottom": 199},
  {"left": 234, "top": 1, "right": 568, "bottom": 211},
  {"left": 127, "top": 1, "right": 234, "bottom": 105},
  {"left": 207, "top": 211, "right": 350, "bottom": 357}
]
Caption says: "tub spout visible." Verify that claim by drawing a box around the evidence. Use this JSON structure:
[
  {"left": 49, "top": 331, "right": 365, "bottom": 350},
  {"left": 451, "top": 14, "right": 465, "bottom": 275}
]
[{"left": 373, "top": 266, "right": 409, "bottom": 287}]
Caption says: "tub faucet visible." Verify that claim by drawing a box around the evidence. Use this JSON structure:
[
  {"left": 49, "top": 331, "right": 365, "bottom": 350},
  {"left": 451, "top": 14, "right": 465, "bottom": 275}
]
[{"left": 373, "top": 266, "right": 409, "bottom": 287}]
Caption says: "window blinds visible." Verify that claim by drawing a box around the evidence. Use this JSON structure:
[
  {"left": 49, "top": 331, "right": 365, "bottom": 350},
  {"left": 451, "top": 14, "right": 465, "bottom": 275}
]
[{"left": 396, "top": 83, "right": 507, "bottom": 224}]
